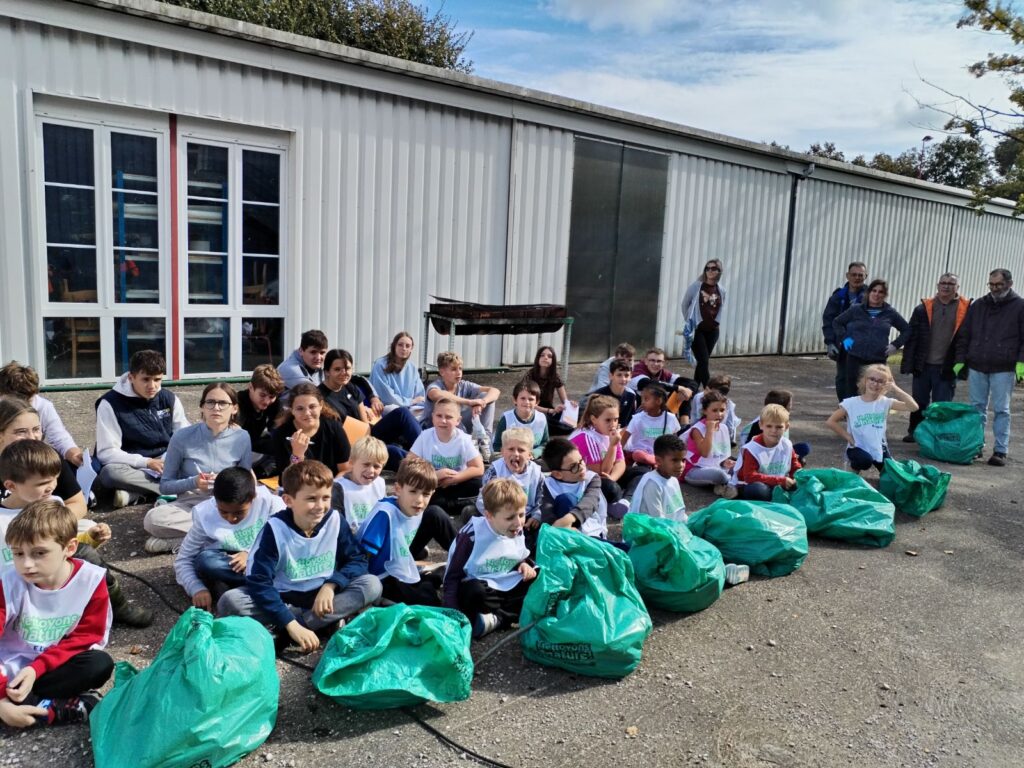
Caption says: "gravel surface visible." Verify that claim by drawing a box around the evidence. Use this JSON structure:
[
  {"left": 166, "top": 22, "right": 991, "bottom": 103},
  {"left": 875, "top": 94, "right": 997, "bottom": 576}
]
[{"left": 3, "top": 355, "right": 1022, "bottom": 768}]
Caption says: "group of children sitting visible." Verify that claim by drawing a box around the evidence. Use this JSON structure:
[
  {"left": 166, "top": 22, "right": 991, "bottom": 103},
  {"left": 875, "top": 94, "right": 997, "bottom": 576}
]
[{"left": 0, "top": 336, "right": 919, "bottom": 730}]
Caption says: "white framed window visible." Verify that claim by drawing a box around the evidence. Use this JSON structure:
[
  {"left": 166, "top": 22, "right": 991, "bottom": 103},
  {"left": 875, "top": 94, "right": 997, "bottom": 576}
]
[
  {"left": 35, "top": 111, "right": 170, "bottom": 382},
  {"left": 177, "top": 131, "right": 287, "bottom": 377}
]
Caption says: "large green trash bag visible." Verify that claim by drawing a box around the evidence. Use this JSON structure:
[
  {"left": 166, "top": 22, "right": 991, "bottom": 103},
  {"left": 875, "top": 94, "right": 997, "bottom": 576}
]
[
  {"left": 878, "top": 458, "right": 951, "bottom": 517},
  {"left": 90, "top": 608, "right": 278, "bottom": 768},
  {"left": 914, "top": 401, "right": 984, "bottom": 465},
  {"left": 519, "top": 525, "right": 652, "bottom": 679},
  {"left": 686, "top": 500, "right": 808, "bottom": 577},
  {"left": 313, "top": 604, "right": 473, "bottom": 709},
  {"left": 621, "top": 513, "right": 725, "bottom": 613},
  {"left": 773, "top": 468, "right": 896, "bottom": 548}
]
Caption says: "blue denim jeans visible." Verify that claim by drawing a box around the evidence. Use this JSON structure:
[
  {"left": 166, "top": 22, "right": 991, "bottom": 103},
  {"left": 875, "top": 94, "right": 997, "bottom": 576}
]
[
  {"left": 968, "top": 369, "right": 1014, "bottom": 454},
  {"left": 195, "top": 549, "right": 246, "bottom": 591}
]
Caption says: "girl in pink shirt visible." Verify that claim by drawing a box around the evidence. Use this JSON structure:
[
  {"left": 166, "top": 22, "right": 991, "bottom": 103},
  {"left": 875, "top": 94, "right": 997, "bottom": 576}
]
[{"left": 569, "top": 396, "right": 629, "bottom": 519}]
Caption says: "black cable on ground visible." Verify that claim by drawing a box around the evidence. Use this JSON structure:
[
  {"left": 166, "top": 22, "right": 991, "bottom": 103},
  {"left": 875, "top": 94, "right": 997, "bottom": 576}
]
[{"left": 103, "top": 557, "right": 520, "bottom": 768}]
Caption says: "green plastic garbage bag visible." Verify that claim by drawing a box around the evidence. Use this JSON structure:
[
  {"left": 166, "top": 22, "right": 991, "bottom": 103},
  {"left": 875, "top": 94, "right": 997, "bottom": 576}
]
[
  {"left": 313, "top": 604, "right": 473, "bottom": 709},
  {"left": 914, "top": 401, "right": 984, "bottom": 465},
  {"left": 879, "top": 458, "right": 950, "bottom": 517},
  {"left": 621, "top": 513, "right": 725, "bottom": 613},
  {"left": 90, "top": 608, "right": 278, "bottom": 768},
  {"left": 773, "top": 468, "right": 895, "bottom": 548},
  {"left": 520, "top": 526, "right": 652, "bottom": 679},
  {"left": 686, "top": 500, "right": 808, "bottom": 577}
]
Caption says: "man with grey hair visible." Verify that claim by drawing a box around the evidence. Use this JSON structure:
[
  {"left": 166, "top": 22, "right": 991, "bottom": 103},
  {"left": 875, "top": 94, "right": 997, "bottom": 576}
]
[
  {"left": 953, "top": 268, "right": 1024, "bottom": 466},
  {"left": 900, "top": 273, "right": 971, "bottom": 442},
  {"left": 823, "top": 262, "right": 868, "bottom": 400}
]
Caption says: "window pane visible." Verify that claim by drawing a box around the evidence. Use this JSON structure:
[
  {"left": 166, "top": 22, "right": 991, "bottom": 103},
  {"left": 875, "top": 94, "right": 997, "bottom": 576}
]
[
  {"left": 45, "top": 186, "right": 96, "bottom": 245},
  {"left": 44, "top": 317, "right": 101, "bottom": 379},
  {"left": 242, "top": 256, "right": 280, "bottom": 305},
  {"left": 112, "top": 192, "right": 158, "bottom": 248},
  {"left": 43, "top": 124, "right": 93, "bottom": 186},
  {"left": 188, "top": 253, "right": 228, "bottom": 304},
  {"left": 242, "top": 204, "right": 279, "bottom": 255},
  {"left": 184, "top": 317, "right": 230, "bottom": 374},
  {"left": 48, "top": 247, "right": 97, "bottom": 301},
  {"left": 242, "top": 317, "right": 284, "bottom": 371},
  {"left": 114, "top": 250, "right": 159, "bottom": 303},
  {"left": 111, "top": 133, "right": 158, "bottom": 193},
  {"left": 187, "top": 144, "right": 228, "bottom": 198},
  {"left": 242, "top": 150, "right": 280, "bottom": 203},
  {"left": 115, "top": 317, "right": 166, "bottom": 372},
  {"left": 187, "top": 201, "right": 228, "bottom": 253}
]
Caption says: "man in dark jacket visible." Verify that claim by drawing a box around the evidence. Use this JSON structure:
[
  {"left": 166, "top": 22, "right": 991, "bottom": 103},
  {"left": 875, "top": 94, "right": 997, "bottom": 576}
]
[
  {"left": 953, "top": 269, "right": 1024, "bottom": 467},
  {"left": 823, "top": 262, "right": 868, "bottom": 400},
  {"left": 900, "top": 273, "right": 971, "bottom": 441}
]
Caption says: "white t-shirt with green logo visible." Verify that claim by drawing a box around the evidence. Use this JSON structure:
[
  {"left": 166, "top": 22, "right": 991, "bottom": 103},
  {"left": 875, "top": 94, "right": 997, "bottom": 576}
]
[
  {"left": 410, "top": 428, "right": 480, "bottom": 473},
  {"left": 625, "top": 411, "right": 681, "bottom": 454},
  {"left": 253, "top": 511, "right": 341, "bottom": 594},
  {"left": 841, "top": 395, "right": 894, "bottom": 462},
  {"left": 335, "top": 475, "right": 386, "bottom": 534},
  {"left": 629, "top": 471, "right": 687, "bottom": 522}
]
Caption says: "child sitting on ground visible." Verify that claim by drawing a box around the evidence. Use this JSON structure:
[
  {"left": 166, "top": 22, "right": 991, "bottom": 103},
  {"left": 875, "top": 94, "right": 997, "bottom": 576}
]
[
  {"left": 0, "top": 362, "right": 83, "bottom": 467},
  {"left": 0, "top": 441, "right": 150, "bottom": 628},
  {"left": 588, "top": 359, "right": 640, "bottom": 428},
  {"left": 589, "top": 342, "right": 635, "bottom": 393},
  {"left": 491, "top": 379, "right": 548, "bottom": 458},
  {"left": 420, "top": 352, "right": 501, "bottom": 458},
  {"left": 357, "top": 457, "right": 457, "bottom": 607},
  {"left": 569, "top": 396, "right": 630, "bottom": 520},
  {"left": 444, "top": 478, "right": 537, "bottom": 639},
  {"left": 476, "top": 428, "right": 543, "bottom": 520},
  {"left": 730, "top": 405, "right": 802, "bottom": 501},
  {"left": 333, "top": 436, "right": 387, "bottom": 534},
  {"left": 408, "top": 397, "right": 485, "bottom": 516},
  {"left": 682, "top": 390, "right": 736, "bottom": 497},
  {"left": 739, "top": 390, "right": 811, "bottom": 462},
  {"left": 628, "top": 434, "right": 688, "bottom": 522},
  {"left": 539, "top": 437, "right": 609, "bottom": 543},
  {"left": 630, "top": 347, "right": 697, "bottom": 424},
  {"left": 689, "top": 375, "right": 741, "bottom": 445},
  {"left": 0, "top": 500, "right": 113, "bottom": 729},
  {"left": 826, "top": 364, "right": 918, "bottom": 474},
  {"left": 621, "top": 381, "right": 681, "bottom": 468},
  {"left": 218, "top": 460, "right": 382, "bottom": 654},
  {"left": 173, "top": 467, "right": 286, "bottom": 610}
]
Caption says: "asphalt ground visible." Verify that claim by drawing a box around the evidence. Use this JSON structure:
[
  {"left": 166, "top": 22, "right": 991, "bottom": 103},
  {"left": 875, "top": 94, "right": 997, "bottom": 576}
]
[{"left": 2, "top": 354, "right": 1022, "bottom": 768}]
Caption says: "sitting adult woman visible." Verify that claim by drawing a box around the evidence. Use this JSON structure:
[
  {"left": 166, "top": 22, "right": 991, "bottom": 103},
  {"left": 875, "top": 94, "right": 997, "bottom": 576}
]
[
  {"left": 144, "top": 382, "right": 252, "bottom": 553},
  {"left": 271, "top": 382, "right": 351, "bottom": 479},
  {"left": 832, "top": 278, "right": 910, "bottom": 399},
  {"left": 370, "top": 331, "right": 426, "bottom": 420},
  {"left": 319, "top": 348, "right": 421, "bottom": 470}
]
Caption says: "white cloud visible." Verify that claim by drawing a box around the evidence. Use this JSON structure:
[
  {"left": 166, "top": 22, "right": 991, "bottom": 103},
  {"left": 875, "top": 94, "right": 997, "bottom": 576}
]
[{"left": 544, "top": 0, "right": 693, "bottom": 33}]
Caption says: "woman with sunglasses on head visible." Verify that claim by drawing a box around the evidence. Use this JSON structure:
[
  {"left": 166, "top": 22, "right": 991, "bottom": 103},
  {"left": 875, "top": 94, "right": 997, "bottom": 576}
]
[
  {"left": 681, "top": 259, "right": 728, "bottom": 388},
  {"left": 143, "top": 382, "right": 252, "bottom": 554}
]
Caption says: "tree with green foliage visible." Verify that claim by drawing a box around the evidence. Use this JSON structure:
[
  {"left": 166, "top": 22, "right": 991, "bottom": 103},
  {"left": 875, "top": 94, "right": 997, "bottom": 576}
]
[
  {"left": 163, "top": 0, "right": 473, "bottom": 72},
  {"left": 924, "top": 136, "right": 992, "bottom": 188}
]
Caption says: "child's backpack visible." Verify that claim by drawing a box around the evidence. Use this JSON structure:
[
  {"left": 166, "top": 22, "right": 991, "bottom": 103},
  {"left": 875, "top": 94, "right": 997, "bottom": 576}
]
[
  {"left": 520, "top": 526, "right": 652, "bottom": 679},
  {"left": 686, "top": 500, "right": 809, "bottom": 577},
  {"left": 878, "top": 458, "right": 951, "bottom": 518},
  {"left": 772, "top": 468, "right": 896, "bottom": 548},
  {"left": 90, "top": 609, "right": 278, "bottom": 768},
  {"left": 313, "top": 604, "right": 473, "bottom": 709},
  {"left": 622, "top": 513, "right": 724, "bottom": 613},
  {"left": 914, "top": 402, "right": 984, "bottom": 465}
]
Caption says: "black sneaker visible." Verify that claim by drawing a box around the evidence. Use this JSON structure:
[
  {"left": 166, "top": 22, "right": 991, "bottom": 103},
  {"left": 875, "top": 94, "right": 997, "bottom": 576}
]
[
  {"left": 46, "top": 690, "right": 102, "bottom": 725},
  {"left": 988, "top": 452, "right": 1007, "bottom": 467}
]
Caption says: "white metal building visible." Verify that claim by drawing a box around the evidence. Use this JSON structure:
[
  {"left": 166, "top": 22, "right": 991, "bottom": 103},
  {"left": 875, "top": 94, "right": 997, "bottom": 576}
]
[{"left": 2, "top": 0, "right": 1022, "bottom": 384}]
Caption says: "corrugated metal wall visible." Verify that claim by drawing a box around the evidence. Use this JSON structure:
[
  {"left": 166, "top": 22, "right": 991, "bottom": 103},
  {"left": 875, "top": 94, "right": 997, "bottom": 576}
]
[
  {"left": 783, "top": 179, "right": 955, "bottom": 354},
  {"left": 502, "top": 122, "right": 575, "bottom": 366},
  {"left": 948, "top": 207, "right": 1024, "bottom": 301},
  {"left": 659, "top": 154, "right": 792, "bottom": 357}
]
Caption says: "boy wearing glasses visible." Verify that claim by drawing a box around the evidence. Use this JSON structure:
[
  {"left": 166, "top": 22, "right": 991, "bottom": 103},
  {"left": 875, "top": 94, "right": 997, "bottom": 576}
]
[
  {"left": 538, "top": 437, "right": 606, "bottom": 540},
  {"left": 900, "top": 273, "right": 971, "bottom": 442},
  {"left": 95, "top": 350, "right": 189, "bottom": 509}
]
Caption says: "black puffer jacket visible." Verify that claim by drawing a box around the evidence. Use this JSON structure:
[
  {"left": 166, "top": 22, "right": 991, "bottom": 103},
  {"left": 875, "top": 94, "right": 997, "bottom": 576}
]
[
  {"left": 954, "top": 290, "right": 1024, "bottom": 373},
  {"left": 832, "top": 303, "right": 910, "bottom": 362},
  {"left": 900, "top": 296, "right": 971, "bottom": 379}
]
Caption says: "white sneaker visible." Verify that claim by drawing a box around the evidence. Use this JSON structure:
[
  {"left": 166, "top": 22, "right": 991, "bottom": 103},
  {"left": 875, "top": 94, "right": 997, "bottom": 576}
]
[
  {"left": 112, "top": 490, "right": 131, "bottom": 509},
  {"left": 472, "top": 612, "right": 500, "bottom": 639},
  {"left": 144, "top": 536, "right": 183, "bottom": 555},
  {"left": 724, "top": 563, "right": 750, "bottom": 585},
  {"left": 476, "top": 437, "right": 492, "bottom": 463},
  {"left": 721, "top": 484, "right": 738, "bottom": 500}
]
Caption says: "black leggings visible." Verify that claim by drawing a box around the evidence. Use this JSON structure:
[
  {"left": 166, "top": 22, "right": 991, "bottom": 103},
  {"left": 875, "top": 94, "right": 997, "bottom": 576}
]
[
  {"left": 457, "top": 578, "right": 530, "bottom": 627},
  {"left": 27, "top": 650, "right": 114, "bottom": 701},
  {"left": 692, "top": 326, "right": 719, "bottom": 389}
]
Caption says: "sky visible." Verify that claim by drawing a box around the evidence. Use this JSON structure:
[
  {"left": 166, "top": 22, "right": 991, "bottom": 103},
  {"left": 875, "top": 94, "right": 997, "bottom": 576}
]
[{"left": 425, "top": 0, "right": 1016, "bottom": 158}]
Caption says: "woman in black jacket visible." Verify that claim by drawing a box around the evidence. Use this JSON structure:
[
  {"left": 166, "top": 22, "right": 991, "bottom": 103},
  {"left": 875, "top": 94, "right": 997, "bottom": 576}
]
[{"left": 833, "top": 279, "right": 910, "bottom": 400}]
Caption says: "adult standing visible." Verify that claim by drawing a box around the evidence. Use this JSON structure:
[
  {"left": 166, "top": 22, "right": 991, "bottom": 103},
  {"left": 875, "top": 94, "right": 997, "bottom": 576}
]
[
  {"left": 681, "top": 259, "right": 727, "bottom": 389},
  {"left": 832, "top": 279, "right": 910, "bottom": 399},
  {"left": 319, "top": 348, "right": 421, "bottom": 470},
  {"left": 953, "top": 269, "right": 1024, "bottom": 467},
  {"left": 370, "top": 331, "right": 426, "bottom": 421},
  {"left": 899, "top": 273, "right": 971, "bottom": 442},
  {"left": 823, "top": 262, "right": 868, "bottom": 401}
]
